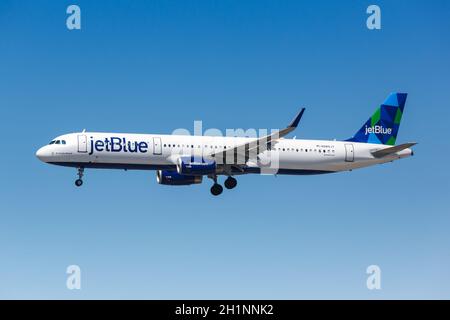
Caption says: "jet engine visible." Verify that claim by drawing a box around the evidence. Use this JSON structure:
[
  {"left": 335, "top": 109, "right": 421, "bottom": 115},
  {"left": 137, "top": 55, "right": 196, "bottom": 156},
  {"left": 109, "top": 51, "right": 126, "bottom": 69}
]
[
  {"left": 156, "top": 170, "right": 202, "bottom": 186},
  {"left": 176, "top": 156, "right": 216, "bottom": 175}
]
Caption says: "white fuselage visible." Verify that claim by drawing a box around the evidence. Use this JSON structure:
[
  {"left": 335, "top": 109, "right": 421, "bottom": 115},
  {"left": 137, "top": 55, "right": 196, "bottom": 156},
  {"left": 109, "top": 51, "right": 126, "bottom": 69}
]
[{"left": 36, "top": 132, "right": 413, "bottom": 175}]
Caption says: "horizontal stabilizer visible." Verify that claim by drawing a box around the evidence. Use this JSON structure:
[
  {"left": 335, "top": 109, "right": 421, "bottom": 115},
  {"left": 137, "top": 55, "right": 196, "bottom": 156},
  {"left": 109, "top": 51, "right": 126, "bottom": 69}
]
[{"left": 371, "top": 142, "right": 417, "bottom": 158}]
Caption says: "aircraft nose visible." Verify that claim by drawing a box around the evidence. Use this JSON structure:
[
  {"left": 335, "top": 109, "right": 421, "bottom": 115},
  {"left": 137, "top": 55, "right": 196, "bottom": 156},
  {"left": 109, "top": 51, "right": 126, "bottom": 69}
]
[{"left": 36, "top": 146, "right": 49, "bottom": 162}]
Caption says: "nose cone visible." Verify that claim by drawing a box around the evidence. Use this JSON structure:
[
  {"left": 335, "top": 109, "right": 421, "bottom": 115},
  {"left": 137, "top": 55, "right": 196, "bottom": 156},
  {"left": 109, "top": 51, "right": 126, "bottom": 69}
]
[{"left": 36, "top": 146, "right": 50, "bottom": 162}]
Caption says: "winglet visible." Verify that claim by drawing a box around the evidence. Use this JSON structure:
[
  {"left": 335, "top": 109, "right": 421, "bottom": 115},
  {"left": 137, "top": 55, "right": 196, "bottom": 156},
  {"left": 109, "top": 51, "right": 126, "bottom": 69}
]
[
  {"left": 210, "top": 107, "right": 306, "bottom": 159},
  {"left": 288, "top": 108, "right": 305, "bottom": 128}
]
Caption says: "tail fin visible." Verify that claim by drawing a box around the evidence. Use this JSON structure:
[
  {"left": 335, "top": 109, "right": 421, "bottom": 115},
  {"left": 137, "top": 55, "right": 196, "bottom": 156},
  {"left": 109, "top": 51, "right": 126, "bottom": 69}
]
[{"left": 346, "top": 92, "right": 407, "bottom": 145}]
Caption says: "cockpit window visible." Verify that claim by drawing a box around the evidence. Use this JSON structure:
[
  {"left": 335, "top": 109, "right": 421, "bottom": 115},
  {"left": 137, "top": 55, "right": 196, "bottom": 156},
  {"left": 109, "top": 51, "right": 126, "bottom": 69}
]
[{"left": 48, "top": 139, "right": 66, "bottom": 145}]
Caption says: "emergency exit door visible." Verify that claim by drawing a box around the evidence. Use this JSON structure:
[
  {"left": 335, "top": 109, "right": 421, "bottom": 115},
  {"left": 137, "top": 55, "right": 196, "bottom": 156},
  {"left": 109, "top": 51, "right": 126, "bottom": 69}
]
[
  {"left": 153, "top": 137, "right": 162, "bottom": 155},
  {"left": 77, "top": 135, "right": 87, "bottom": 153},
  {"left": 344, "top": 143, "right": 354, "bottom": 162}
]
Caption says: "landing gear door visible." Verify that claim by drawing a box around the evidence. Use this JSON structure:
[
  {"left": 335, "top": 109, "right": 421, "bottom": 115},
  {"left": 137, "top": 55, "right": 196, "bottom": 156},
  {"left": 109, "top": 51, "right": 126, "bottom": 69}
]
[
  {"left": 153, "top": 137, "right": 162, "bottom": 155},
  {"left": 78, "top": 135, "right": 87, "bottom": 153},
  {"left": 345, "top": 143, "right": 354, "bottom": 162}
]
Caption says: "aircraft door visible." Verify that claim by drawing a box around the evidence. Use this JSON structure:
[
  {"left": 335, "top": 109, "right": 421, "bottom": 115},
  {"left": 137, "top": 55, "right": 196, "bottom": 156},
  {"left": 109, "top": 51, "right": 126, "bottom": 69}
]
[
  {"left": 344, "top": 143, "right": 354, "bottom": 162},
  {"left": 77, "top": 135, "right": 87, "bottom": 153},
  {"left": 153, "top": 137, "right": 162, "bottom": 155}
]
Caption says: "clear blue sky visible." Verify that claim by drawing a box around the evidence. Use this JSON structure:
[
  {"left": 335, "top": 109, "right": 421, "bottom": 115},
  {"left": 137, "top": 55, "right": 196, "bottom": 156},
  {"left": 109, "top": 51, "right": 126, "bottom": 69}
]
[{"left": 0, "top": 0, "right": 449, "bottom": 299}]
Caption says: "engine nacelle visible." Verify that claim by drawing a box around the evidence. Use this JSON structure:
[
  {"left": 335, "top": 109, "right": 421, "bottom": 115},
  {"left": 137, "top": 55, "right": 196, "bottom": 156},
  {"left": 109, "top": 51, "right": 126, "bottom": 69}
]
[
  {"left": 156, "top": 170, "right": 202, "bottom": 186},
  {"left": 177, "top": 156, "right": 216, "bottom": 175}
]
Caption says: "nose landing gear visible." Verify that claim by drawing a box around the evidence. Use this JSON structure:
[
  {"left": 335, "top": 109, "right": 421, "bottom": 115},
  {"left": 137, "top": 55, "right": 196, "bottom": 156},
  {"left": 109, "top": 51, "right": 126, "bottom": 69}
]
[{"left": 75, "top": 167, "right": 84, "bottom": 187}]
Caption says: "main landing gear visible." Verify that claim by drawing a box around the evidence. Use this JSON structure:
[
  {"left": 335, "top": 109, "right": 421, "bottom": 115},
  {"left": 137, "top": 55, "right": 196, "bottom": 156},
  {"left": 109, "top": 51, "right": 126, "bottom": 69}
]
[
  {"left": 75, "top": 167, "right": 84, "bottom": 187},
  {"left": 224, "top": 176, "right": 237, "bottom": 190},
  {"left": 209, "top": 176, "right": 237, "bottom": 196},
  {"left": 210, "top": 183, "right": 223, "bottom": 196}
]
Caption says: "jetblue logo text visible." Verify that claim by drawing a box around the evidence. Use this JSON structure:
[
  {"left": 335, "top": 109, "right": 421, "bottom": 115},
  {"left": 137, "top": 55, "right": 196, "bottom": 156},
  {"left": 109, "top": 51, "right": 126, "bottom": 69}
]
[
  {"left": 88, "top": 137, "right": 148, "bottom": 155},
  {"left": 364, "top": 125, "right": 392, "bottom": 135}
]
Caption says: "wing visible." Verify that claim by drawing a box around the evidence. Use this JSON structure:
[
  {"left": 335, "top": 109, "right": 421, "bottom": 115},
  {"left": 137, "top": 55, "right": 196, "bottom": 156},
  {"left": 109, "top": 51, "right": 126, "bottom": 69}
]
[
  {"left": 210, "top": 108, "right": 305, "bottom": 164},
  {"left": 371, "top": 142, "right": 417, "bottom": 158}
]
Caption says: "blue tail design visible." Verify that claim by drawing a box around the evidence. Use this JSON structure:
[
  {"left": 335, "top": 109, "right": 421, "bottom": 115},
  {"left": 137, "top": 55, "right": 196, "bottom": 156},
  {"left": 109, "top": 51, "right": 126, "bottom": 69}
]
[{"left": 346, "top": 92, "right": 407, "bottom": 145}]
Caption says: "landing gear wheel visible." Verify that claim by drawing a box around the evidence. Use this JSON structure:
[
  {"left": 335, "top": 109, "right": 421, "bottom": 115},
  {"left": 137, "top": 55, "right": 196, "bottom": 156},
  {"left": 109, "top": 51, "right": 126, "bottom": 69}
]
[
  {"left": 210, "top": 183, "right": 223, "bottom": 196},
  {"left": 224, "top": 177, "right": 237, "bottom": 189},
  {"left": 75, "top": 167, "right": 84, "bottom": 187}
]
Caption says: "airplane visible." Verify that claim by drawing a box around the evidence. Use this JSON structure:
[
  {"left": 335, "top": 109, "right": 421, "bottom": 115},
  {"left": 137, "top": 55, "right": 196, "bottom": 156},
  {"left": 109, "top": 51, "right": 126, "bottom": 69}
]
[{"left": 36, "top": 93, "right": 415, "bottom": 196}]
